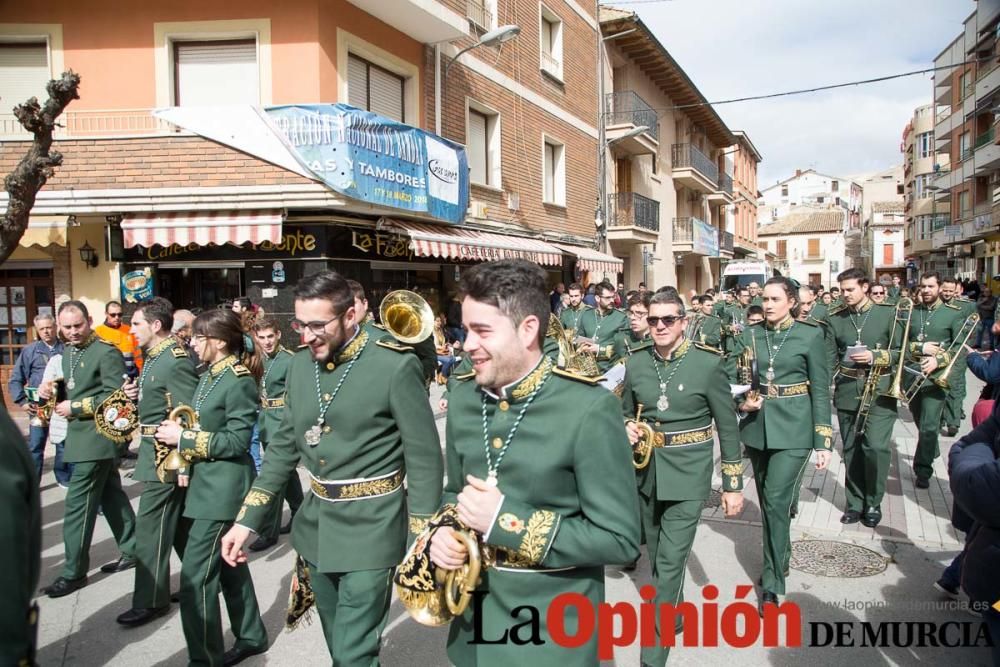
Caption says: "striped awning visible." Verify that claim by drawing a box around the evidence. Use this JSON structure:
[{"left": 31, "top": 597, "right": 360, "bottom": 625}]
[
  {"left": 20, "top": 215, "right": 69, "bottom": 248},
  {"left": 552, "top": 243, "right": 623, "bottom": 276},
  {"left": 385, "top": 220, "right": 563, "bottom": 266},
  {"left": 121, "top": 210, "right": 283, "bottom": 248}
]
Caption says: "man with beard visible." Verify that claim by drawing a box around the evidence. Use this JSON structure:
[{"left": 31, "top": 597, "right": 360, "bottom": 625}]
[
  {"left": 577, "top": 281, "right": 629, "bottom": 372},
  {"left": 940, "top": 276, "right": 977, "bottom": 437},
  {"left": 220, "top": 271, "right": 443, "bottom": 664},
  {"left": 558, "top": 282, "right": 592, "bottom": 336},
  {"left": 425, "top": 260, "right": 639, "bottom": 665},
  {"left": 116, "top": 297, "right": 198, "bottom": 626}
]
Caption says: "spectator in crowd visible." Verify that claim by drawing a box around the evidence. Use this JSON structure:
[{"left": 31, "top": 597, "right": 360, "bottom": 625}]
[
  {"left": 171, "top": 309, "right": 202, "bottom": 372},
  {"left": 433, "top": 314, "right": 457, "bottom": 383},
  {"left": 821, "top": 292, "right": 833, "bottom": 305},
  {"left": 550, "top": 282, "right": 565, "bottom": 315},
  {"left": 8, "top": 313, "right": 63, "bottom": 481},
  {"left": 616, "top": 281, "right": 626, "bottom": 308},
  {"left": 94, "top": 301, "right": 140, "bottom": 379},
  {"left": 976, "top": 289, "right": 996, "bottom": 350},
  {"left": 583, "top": 284, "right": 598, "bottom": 307},
  {"left": 638, "top": 282, "right": 648, "bottom": 295},
  {"left": 231, "top": 297, "right": 252, "bottom": 315},
  {"left": 446, "top": 294, "right": 465, "bottom": 344},
  {"left": 40, "top": 347, "right": 72, "bottom": 487}
]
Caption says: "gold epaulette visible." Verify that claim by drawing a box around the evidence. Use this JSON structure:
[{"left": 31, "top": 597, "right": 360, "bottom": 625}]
[
  {"left": 452, "top": 371, "right": 476, "bottom": 381},
  {"left": 376, "top": 339, "right": 414, "bottom": 352},
  {"left": 231, "top": 363, "right": 251, "bottom": 377},
  {"left": 797, "top": 318, "right": 818, "bottom": 327},
  {"left": 945, "top": 301, "right": 962, "bottom": 311},
  {"left": 171, "top": 347, "right": 187, "bottom": 358},
  {"left": 552, "top": 367, "right": 604, "bottom": 385},
  {"left": 874, "top": 301, "right": 896, "bottom": 308},
  {"left": 826, "top": 304, "right": 847, "bottom": 316},
  {"left": 281, "top": 346, "right": 295, "bottom": 356},
  {"left": 694, "top": 342, "right": 723, "bottom": 356}
]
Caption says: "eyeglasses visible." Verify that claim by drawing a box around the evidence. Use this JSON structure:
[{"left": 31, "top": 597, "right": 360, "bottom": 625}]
[
  {"left": 871, "top": 291, "right": 885, "bottom": 296},
  {"left": 628, "top": 310, "right": 649, "bottom": 319},
  {"left": 290, "top": 315, "right": 339, "bottom": 336},
  {"left": 646, "top": 315, "right": 683, "bottom": 328}
]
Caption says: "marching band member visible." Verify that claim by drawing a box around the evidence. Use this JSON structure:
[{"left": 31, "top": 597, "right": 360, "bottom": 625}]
[
  {"left": 621, "top": 290, "right": 743, "bottom": 665},
  {"left": 731, "top": 277, "right": 832, "bottom": 612},
  {"left": 939, "top": 276, "right": 976, "bottom": 437},
  {"left": 577, "top": 281, "right": 628, "bottom": 371}
]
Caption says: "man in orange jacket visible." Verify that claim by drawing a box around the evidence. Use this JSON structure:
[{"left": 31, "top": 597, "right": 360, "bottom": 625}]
[{"left": 94, "top": 300, "right": 141, "bottom": 378}]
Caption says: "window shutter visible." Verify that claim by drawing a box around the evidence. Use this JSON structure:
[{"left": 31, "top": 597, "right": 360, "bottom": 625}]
[
  {"left": 808, "top": 238, "right": 820, "bottom": 257},
  {"left": 0, "top": 43, "right": 49, "bottom": 113},
  {"left": 883, "top": 243, "right": 894, "bottom": 266},
  {"left": 175, "top": 40, "right": 258, "bottom": 106},
  {"left": 347, "top": 55, "right": 368, "bottom": 110},
  {"left": 369, "top": 66, "right": 404, "bottom": 122},
  {"left": 544, "top": 143, "right": 555, "bottom": 202},
  {"left": 777, "top": 239, "right": 787, "bottom": 258},
  {"left": 468, "top": 110, "right": 488, "bottom": 184}
]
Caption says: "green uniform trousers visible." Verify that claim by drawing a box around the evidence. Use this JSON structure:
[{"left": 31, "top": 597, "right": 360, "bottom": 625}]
[
  {"left": 260, "top": 474, "right": 303, "bottom": 541},
  {"left": 132, "top": 482, "right": 188, "bottom": 609},
  {"left": 747, "top": 448, "right": 811, "bottom": 596},
  {"left": 908, "top": 385, "right": 947, "bottom": 480},
  {"left": 180, "top": 519, "right": 266, "bottom": 666},
  {"left": 307, "top": 563, "right": 393, "bottom": 666},
  {"left": 61, "top": 459, "right": 136, "bottom": 579},
  {"left": 640, "top": 495, "right": 704, "bottom": 667},
  {"left": 941, "top": 361, "right": 968, "bottom": 431},
  {"left": 838, "top": 398, "right": 895, "bottom": 512}
]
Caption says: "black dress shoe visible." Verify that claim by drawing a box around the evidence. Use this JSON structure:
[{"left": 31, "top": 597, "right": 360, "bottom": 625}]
[
  {"left": 946, "top": 426, "right": 958, "bottom": 437},
  {"left": 248, "top": 536, "right": 278, "bottom": 552},
  {"left": 116, "top": 606, "right": 169, "bottom": 627},
  {"left": 759, "top": 590, "right": 779, "bottom": 616},
  {"left": 915, "top": 476, "right": 930, "bottom": 489},
  {"left": 861, "top": 506, "right": 883, "bottom": 528},
  {"left": 43, "top": 576, "right": 87, "bottom": 598},
  {"left": 789, "top": 505, "right": 798, "bottom": 519},
  {"left": 223, "top": 643, "right": 267, "bottom": 666},
  {"left": 100, "top": 556, "right": 137, "bottom": 573},
  {"left": 279, "top": 512, "right": 296, "bottom": 535},
  {"left": 840, "top": 510, "right": 861, "bottom": 524},
  {"left": 170, "top": 592, "right": 180, "bottom": 604}
]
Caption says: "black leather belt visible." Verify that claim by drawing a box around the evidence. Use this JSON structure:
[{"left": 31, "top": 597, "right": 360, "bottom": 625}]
[
  {"left": 837, "top": 366, "right": 867, "bottom": 380},
  {"left": 308, "top": 469, "right": 403, "bottom": 502}
]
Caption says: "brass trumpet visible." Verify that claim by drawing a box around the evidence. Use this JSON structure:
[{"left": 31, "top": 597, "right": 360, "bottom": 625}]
[
  {"left": 380, "top": 290, "right": 434, "bottom": 344},
  {"left": 155, "top": 391, "right": 198, "bottom": 483},
  {"left": 627, "top": 403, "right": 657, "bottom": 470}
]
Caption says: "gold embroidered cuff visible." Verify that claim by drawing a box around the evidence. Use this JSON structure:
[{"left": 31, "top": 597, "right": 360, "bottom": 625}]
[
  {"left": 71, "top": 396, "right": 96, "bottom": 417},
  {"left": 873, "top": 349, "right": 891, "bottom": 366},
  {"left": 179, "top": 429, "right": 211, "bottom": 462},
  {"left": 409, "top": 515, "right": 431, "bottom": 536},
  {"left": 720, "top": 460, "right": 744, "bottom": 492},
  {"left": 815, "top": 424, "right": 833, "bottom": 450},
  {"left": 235, "top": 487, "right": 276, "bottom": 523},
  {"left": 489, "top": 501, "right": 560, "bottom": 567}
]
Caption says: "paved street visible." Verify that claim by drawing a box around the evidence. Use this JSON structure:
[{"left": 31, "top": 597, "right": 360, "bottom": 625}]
[{"left": 21, "top": 373, "right": 995, "bottom": 665}]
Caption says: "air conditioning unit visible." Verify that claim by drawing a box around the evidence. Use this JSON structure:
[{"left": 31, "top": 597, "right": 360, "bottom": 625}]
[
  {"left": 507, "top": 192, "right": 520, "bottom": 211},
  {"left": 469, "top": 200, "right": 490, "bottom": 219}
]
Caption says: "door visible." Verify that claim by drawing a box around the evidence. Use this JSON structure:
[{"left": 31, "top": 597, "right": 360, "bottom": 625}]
[
  {"left": 808, "top": 273, "right": 821, "bottom": 287},
  {"left": 0, "top": 269, "right": 54, "bottom": 366},
  {"left": 615, "top": 158, "right": 633, "bottom": 226}
]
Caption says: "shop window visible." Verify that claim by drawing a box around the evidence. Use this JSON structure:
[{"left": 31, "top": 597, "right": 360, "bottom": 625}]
[
  {"left": 173, "top": 39, "right": 259, "bottom": 106},
  {"left": 348, "top": 54, "right": 405, "bottom": 122}
]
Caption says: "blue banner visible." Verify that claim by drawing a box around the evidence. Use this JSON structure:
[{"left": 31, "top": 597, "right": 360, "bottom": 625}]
[
  {"left": 265, "top": 104, "right": 469, "bottom": 224},
  {"left": 692, "top": 218, "right": 719, "bottom": 257}
]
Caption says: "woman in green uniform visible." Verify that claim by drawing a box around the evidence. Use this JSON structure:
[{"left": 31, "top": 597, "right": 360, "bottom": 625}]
[
  {"left": 156, "top": 310, "right": 268, "bottom": 665},
  {"left": 733, "top": 277, "right": 833, "bottom": 612}
]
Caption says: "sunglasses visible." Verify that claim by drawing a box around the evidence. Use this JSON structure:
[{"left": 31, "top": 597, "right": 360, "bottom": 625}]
[
  {"left": 871, "top": 291, "right": 885, "bottom": 295},
  {"left": 646, "top": 315, "right": 683, "bottom": 327}
]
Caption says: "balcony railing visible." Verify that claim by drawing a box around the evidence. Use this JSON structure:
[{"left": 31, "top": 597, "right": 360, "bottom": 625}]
[
  {"left": 977, "top": 59, "right": 999, "bottom": 81},
  {"left": 1, "top": 108, "right": 182, "bottom": 139},
  {"left": 604, "top": 91, "right": 658, "bottom": 141},
  {"left": 541, "top": 51, "right": 561, "bottom": 77},
  {"left": 963, "top": 82, "right": 976, "bottom": 100},
  {"left": 975, "top": 127, "right": 996, "bottom": 150},
  {"left": 466, "top": 0, "right": 492, "bottom": 29},
  {"left": 671, "top": 143, "right": 719, "bottom": 183},
  {"left": 673, "top": 217, "right": 697, "bottom": 243},
  {"left": 961, "top": 146, "right": 973, "bottom": 161},
  {"left": 717, "top": 172, "right": 733, "bottom": 196},
  {"left": 607, "top": 192, "right": 660, "bottom": 232},
  {"left": 720, "top": 230, "right": 734, "bottom": 253}
]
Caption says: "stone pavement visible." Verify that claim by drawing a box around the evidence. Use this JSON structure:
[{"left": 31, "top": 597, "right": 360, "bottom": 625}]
[{"left": 19, "top": 371, "right": 997, "bottom": 665}]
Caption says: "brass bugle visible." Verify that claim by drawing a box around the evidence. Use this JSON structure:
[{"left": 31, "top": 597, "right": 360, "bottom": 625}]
[
  {"left": 380, "top": 290, "right": 434, "bottom": 344},
  {"left": 627, "top": 403, "right": 656, "bottom": 470}
]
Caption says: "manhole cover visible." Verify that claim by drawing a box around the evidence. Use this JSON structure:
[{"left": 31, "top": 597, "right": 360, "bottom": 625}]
[
  {"left": 790, "top": 540, "right": 887, "bottom": 578},
  {"left": 703, "top": 489, "right": 721, "bottom": 509}
]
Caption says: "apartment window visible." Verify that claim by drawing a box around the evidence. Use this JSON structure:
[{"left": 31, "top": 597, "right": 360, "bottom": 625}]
[
  {"left": 807, "top": 238, "right": 820, "bottom": 258},
  {"left": 916, "top": 132, "right": 934, "bottom": 159},
  {"left": 759, "top": 240, "right": 769, "bottom": 251},
  {"left": 467, "top": 104, "right": 501, "bottom": 187},
  {"left": 174, "top": 39, "right": 258, "bottom": 106},
  {"left": 897, "top": 183, "right": 904, "bottom": 195},
  {"left": 542, "top": 135, "right": 565, "bottom": 205},
  {"left": 960, "top": 131, "right": 971, "bottom": 160},
  {"left": 781, "top": 185, "right": 788, "bottom": 197},
  {"left": 831, "top": 180, "right": 839, "bottom": 192},
  {"left": 348, "top": 54, "right": 405, "bottom": 122},
  {"left": 467, "top": 0, "right": 497, "bottom": 31},
  {"left": 0, "top": 42, "right": 49, "bottom": 112},
  {"left": 816, "top": 196, "right": 825, "bottom": 204},
  {"left": 883, "top": 243, "right": 894, "bottom": 266},
  {"left": 959, "top": 189, "right": 971, "bottom": 216},
  {"left": 539, "top": 5, "right": 563, "bottom": 80},
  {"left": 776, "top": 239, "right": 787, "bottom": 258}
]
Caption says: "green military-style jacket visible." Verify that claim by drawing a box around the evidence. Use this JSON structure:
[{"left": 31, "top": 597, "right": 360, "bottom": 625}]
[
  {"left": 64, "top": 334, "right": 127, "bottom": 463},
  {"left": 811, "top": 301, "right": 829, "bottom": 322},
  {"left": 888, "top": 285, "right": 901, "bottom": 301},
  {"left": 236, "top": 328, "right": 443, "bottom": 572},
  {"left": 257, "top": 345, "right": 294, "bottom": 445},
  {"left": 442, "top": 356, "right": 640, "bottom": 666},
  {"left": 825, "top": 300, "right": 902, "bottom": 413},
  {"left": 907, "top": 299, "right": 966, "bottom": 387},
  {"left": 135, "top": 336, "right": 199, "bottom": 483},
  {"left": 621, "top": 340, "right": 743, "bottom": 500},
  {"left": 713, "top": 300, "right": 729, "bottom": 319},
  {"left": 730, "top": 318, "right": 833, "bottom": 451},
  {"left": 613, "top": 329, "right": 652, "bottom": 360},
  {"left": 558, "top": 303, "right": 591, "bottom": 335},
  {"left": 0, "top": 405, "right": 39, "bottom": 664},
  {"left": 363, "top": 314, "right": 437, "bottom": 385},
  {"left": 178, "top": 355, "right": 259, "bottom": 521},
  {"left": 806, "top": 312, "right": 839, "bottom": 373},
  {"left": 577, "top": 307, "right": 628, "bottom": 370},
  {"left": 692, "top": 313, "right": 723, "bottom": 348},
  {"left": 750, "top": 295, "right": 763, "bottom": 307}
]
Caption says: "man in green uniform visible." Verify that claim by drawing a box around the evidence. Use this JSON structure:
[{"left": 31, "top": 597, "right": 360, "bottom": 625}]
[
  {"left": 940, "top": 276, "right": 976, "bottom": 437},
  {"left": 888, "top": 275, "right": 902, "bottom": 301},
  {"left": 221, "top": 270, "right": 444, "bottom": 664},
  {"left": 799, "top": 284, "right": 838, "bottom": 370},
  {"left": 748, "top": 281, "right": 763, "bottom": 307},
  {"left": 116, "top": 297, "right": 199, "bottom": 626},
  {"left": 40, "top": 300, "right": 137, "bottom": 598},
  {"left": 247, "top": 316, "right": 302, "bottom": 552},
  {"left": 0, "top": 404, "right": 40, "bottom": 664},
  {"left": 426, "top": 259, "right": 640, "bottom": 665},
  {"left": 577, "top": 280, "right": 628, "bottom": 371},
  {"left": 614, "top": 292, "right": 653, "bottom": 359},
  {"left": 693, "top": 293, "right": 723, "bottom": 348},
  {"left": 825, "top": 269, "right": 902, "bottom": 527},
  {"left": 559, "top": 282, "right": 591, "bottom": 336},
  {"left": 621, "top": 291, "right": 743, "bottom": 666},
  {"left": 722, "top": 288, "right": 751, "bottom": 354},
  {"left": 908, "top": 272, "right": 966, "bottom": 488}
]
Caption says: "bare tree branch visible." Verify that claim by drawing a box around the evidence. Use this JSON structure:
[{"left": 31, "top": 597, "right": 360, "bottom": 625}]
[{"left": 0, "top": 70, "right": 81, "bottom": 265}]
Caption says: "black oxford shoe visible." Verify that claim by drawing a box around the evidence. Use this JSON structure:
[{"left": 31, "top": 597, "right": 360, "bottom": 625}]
[
  {"left": 248, "top": 535, "right": 278, "bottom": 552},
  {"left": 116, "top": 606, "right": 169, "bottom": 627},
  {"left": 222, "top": 643, "right": 268, "bottom": 666},
  {"left": 43, "top": 576, "right": 87, "bottom": 598},
  {"left": 840, "top": 510, "right": 861, "bottom": 524},
  {"left": 759, "top": 590, "right": 779, "bottom": 616},
  {"left": 279, "top": 514, "right": 295, "bottom": 535},
  {"left": 915, "top": 476, "right": 930, "bottom": 489},
  {"left": 861, "top": 506, "right": 883, "bottom": 528},
  {"left": 100, "top": 556, "right": 137, "bottom": 573}
]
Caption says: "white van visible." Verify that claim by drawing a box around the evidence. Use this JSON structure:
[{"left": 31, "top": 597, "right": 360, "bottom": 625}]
[{"left": 720, "top": 260, "right": 773, "bottom": 293}]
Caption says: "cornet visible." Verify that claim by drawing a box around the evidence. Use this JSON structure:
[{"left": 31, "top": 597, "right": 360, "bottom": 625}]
[
  {"left": 627, "top": 403, "right": 657, "bottom": 470},
  {"left": 155, "top": 391, "right": 198, "bottom": 483}
]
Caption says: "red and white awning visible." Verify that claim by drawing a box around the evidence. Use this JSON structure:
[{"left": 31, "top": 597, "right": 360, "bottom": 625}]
[
  {"left": 386, "top": 220, "right": 563, "bottom": 266},
  {"left": 121, "top": 210, "right": 283, "bottom": 248},
  {"left": 553, "top": 243, "right": 623, "bottom": 276}
]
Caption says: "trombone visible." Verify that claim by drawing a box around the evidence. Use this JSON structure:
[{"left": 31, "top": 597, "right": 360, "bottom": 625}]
[
  {"left": 881, "top": 297, "right": 914, "bottom": 403},
  {"left": 887, "top": 310, "right": 979, "bottom": 405}
]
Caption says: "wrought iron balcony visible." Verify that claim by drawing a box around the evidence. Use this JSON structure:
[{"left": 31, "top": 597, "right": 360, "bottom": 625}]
[
  {"left": 673, "top": 217, "right": 696, "bottom": 243},
  {"left": 717, "top": 172, "right": 733, "bottom": 196},
  {"left": 720, "top": 229, "right": 734, "bottom": 253},
  {"left": 608, "top": 192, "right": 660, "bottom": 232},
  {"left": 671, "top": 144, "right": 718, "bottom": 193},
  {"left": 604, "top": 91, "right": 658, "bottom": 141}
]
